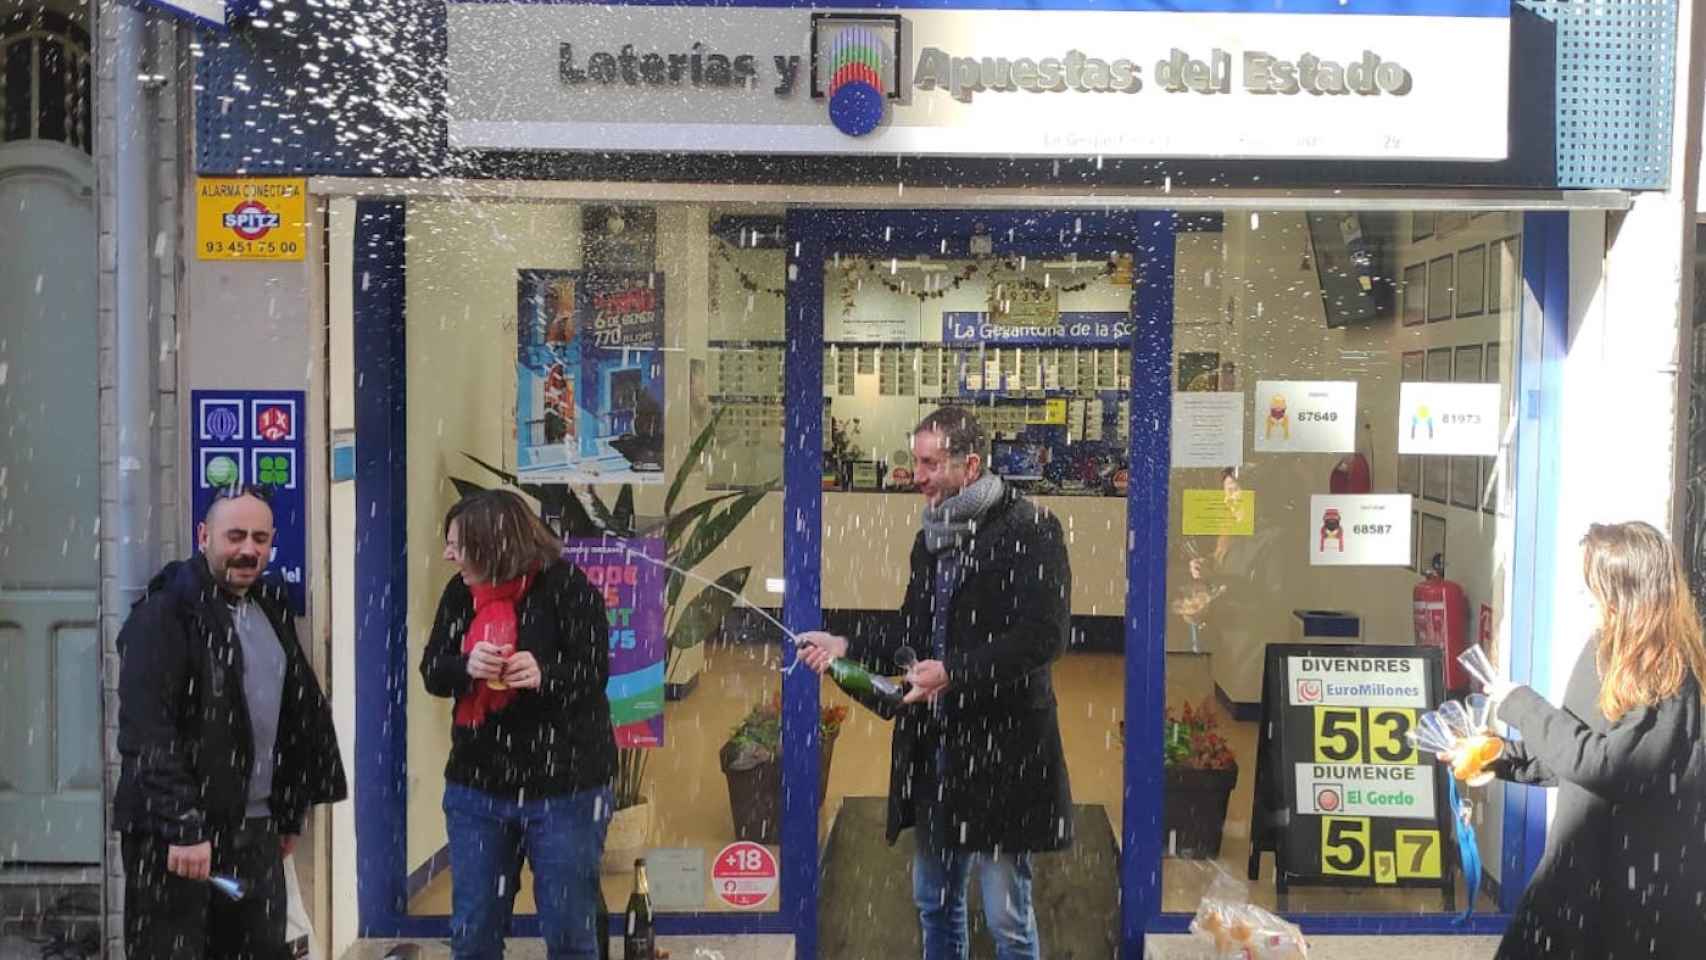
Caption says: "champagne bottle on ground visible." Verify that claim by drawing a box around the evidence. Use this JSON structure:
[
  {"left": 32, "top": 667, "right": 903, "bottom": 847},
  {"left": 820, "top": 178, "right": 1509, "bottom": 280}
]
[
  {"left": 597, "top": 886, "right": 611, "bottom": 960},
  {"left": 623, "top": 858, "right": 655, "bottom": 960}
]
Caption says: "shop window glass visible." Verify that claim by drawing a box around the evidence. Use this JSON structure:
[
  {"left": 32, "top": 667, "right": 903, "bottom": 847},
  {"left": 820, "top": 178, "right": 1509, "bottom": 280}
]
[
  {"left": 1162, "top": 209, "right": 1520, "bottom": 915},
  {"left": 3, "top": 38, "right": 30, "bottom": 142},
  {"left": 402, "top": 200, "right": 789, "bottom": 918},
  {"left": 816, "top": 236, "right": 1130, "bottom": 955},
  {"left": 36, "top": 35, "right": 64, "bottom": 144}
]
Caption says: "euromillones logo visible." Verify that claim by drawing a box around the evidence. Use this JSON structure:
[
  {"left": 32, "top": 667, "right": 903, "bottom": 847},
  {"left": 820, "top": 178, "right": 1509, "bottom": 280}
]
[{"left": 811, "top": 13, "right": 901, "bottom": 138}]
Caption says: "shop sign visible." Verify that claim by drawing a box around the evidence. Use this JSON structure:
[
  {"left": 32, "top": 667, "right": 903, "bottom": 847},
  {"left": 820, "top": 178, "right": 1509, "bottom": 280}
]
[
  {"left": 942, "top": 310, "right": 1131, "bottom": 345},
  {"left": 189, "top": 390, "right": 309, "bottom": 614},
  {"left": 1396, "top": 382, "right": 1501, "bottom": 456},
  {"left": 195, "top": 178, "right": 307, "bottom": 261},
  {"left": 446, "top": 0, "right": 1509, "bottom": 160},
  {"left": 1254, "top": 645, "right": 1451, "bottom": 892},
  {"left": 712, "top": 841, "right": 778, "bottom": 909}
]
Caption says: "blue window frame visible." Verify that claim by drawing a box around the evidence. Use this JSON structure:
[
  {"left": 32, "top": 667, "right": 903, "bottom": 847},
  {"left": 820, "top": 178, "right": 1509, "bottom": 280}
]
[{"left": 351, "top": 202, "right": 1565, "bottom": 956}]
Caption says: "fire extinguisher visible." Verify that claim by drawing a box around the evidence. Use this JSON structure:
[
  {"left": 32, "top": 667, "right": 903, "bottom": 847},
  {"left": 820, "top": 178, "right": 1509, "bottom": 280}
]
[
  {"left": 1414, "top": 554, "right": 1470, "bottom": 694},
  {"left": 1330, "top": 452, "right": 1372, "bottom": 494}
]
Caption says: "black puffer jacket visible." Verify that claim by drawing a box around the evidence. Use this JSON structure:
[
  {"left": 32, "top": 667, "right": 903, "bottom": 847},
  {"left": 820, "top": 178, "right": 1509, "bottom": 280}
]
[
  {"left": 848, "top": 484, "right": 1074, "bottom": 853},
  {"left": 113, "top": 556, "right": 347, "bottom": 844},
  {"left": 1492, "top": 638, "right": 1705, "bottom": 960},
  {"left": 420, "top": 559, "right": 617, "bottom": 798}
]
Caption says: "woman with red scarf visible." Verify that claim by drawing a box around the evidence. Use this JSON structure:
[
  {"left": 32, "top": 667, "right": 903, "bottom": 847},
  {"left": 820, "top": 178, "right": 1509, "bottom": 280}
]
[{"left": 421, "top": 490, "right": 617, "bottom": 960}]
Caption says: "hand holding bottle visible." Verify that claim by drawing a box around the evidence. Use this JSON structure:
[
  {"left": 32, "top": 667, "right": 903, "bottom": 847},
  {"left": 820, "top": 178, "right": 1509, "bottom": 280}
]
[{"left": 796, "top": 631, "right": 847, "bottom": 674}]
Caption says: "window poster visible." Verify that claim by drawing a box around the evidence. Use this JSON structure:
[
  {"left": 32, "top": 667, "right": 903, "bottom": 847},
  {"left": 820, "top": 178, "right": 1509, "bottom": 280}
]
[
  {"left": 565, "top": 537, "right": 666, "bottom": 748},
  {"left": 516, "top": 270, "right": 666, "bottom": 484}
]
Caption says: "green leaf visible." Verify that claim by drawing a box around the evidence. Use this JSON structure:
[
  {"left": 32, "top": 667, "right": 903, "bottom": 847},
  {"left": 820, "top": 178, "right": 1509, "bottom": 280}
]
[
  {"left": 449, "top": 476, "right": 487, "bottom": 499},
  {"left": 613, "top": 486, "right": 636, "bottom": 536},
  {"left": 463, "top": 452, "right": 522, "bottom": 486},
  {"left": 586, "top": 487, "right": 615, "bottom": 530},
  {"left": 667, "top": 486, "right": 772, "bottom": 607},
  {"left": 668, "top": 567, "right": 752, "bottom": 651},
  {"left": 663, "top": 492, "right": 742, "bottom": 550},
  {"left": 665, "top": 409, "right": 726, "bottom": 516}
]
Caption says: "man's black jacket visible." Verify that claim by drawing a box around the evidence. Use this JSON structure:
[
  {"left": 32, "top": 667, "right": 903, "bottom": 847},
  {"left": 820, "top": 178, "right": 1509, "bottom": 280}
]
[
  {"left": 113, "top": 556, "right": 347, "bottom": 845},
  {"left": 847, "top": 483, "right": 1075, "bottom": 853}
]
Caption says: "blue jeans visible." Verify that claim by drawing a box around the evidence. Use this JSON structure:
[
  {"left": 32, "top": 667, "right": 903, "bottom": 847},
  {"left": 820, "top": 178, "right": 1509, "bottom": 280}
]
[
  {"left": 443, "top": 782, "right": 612, "bottom": 960},
  {"left": 912, "top": 833, "right": 1040, "bottom": 960}
]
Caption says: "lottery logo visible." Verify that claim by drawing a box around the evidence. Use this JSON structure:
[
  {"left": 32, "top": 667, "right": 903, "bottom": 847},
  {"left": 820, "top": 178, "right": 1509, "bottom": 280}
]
[
  {"left": 1296, "top": 679, "right": 1324, "bottom": 703},
  {"left": 205, "top": 406, "right": 240, "bottom": 441},
  {"left": 812, "top": 15, "right": 899, "bottom": 138},
  {"left": 256, "top": 404, "right": 294, "bottom": 442},
  {"left": 1315, "top": 785, "right": 1343, "bottom": 813}
]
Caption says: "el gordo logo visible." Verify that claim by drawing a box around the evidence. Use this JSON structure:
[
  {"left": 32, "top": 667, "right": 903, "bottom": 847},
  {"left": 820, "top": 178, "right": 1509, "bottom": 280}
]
[{"left": 223, "top": 200, "right": 282, "bottom": 240}]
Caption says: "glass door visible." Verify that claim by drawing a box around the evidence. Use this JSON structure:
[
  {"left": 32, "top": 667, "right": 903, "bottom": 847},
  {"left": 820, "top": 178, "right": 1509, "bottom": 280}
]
[{"left": 780, "top": 209, "right": 1175, "bottom": 959}]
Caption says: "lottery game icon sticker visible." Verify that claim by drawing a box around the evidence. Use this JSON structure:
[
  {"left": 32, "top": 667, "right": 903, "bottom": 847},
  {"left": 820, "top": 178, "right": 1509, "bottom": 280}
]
[{"left": 827, "top": 26, "right": 885, "bottom": 137}]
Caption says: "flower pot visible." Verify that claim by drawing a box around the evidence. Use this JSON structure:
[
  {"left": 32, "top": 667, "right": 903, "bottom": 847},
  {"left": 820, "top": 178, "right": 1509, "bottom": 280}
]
[
  {"left": 1163, "top": 765, "right": 1238, "bottom": 859},
  {"left": 602, "top": 798, "right": 651, "bottom": 873},
  {"left": 719, "top": 737, "right": 838, "bottom": 846}
]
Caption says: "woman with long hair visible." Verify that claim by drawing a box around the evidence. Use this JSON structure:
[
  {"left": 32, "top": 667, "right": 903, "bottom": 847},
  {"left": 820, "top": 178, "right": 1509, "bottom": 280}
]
[
  {"left": 1476, "top": 521, "right": 1705, "bottom": 960},
  {"left": 420, "top": 489, "right": 616, "bottom": 960}
]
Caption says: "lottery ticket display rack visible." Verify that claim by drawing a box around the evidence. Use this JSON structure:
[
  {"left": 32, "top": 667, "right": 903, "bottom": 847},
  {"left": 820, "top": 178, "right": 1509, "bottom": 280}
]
[{"left": 1246, "top": 644, "right": 1457, "bottom": 910}]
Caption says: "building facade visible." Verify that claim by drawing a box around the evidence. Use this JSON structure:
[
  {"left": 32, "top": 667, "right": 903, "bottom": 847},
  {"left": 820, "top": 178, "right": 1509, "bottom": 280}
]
[{"left": 3, "top": 0, "right": 1694, "bottom": 958}]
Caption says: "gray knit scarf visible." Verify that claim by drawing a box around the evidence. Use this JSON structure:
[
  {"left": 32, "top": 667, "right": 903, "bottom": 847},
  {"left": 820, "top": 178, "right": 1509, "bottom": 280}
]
[{"left": 921, "top": 473, "right": 1005, "bottom": 555}]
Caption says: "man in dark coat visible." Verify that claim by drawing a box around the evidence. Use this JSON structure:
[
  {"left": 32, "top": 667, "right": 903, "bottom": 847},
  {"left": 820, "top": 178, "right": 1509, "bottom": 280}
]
[
  {"left": 802, "top": 407, "right": 1072, "bottom": 960},
  {"left": 1486, "top": 639, "right": 1704, "bottom": 960},
  {"left": 114, "top": 486, "right": 348, "bottom": 960}
]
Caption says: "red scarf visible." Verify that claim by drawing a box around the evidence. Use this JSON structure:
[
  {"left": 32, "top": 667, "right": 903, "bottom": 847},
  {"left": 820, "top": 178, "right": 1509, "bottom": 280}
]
[{"left": 454, "top": 574, "right": 534, "bottom": 728}]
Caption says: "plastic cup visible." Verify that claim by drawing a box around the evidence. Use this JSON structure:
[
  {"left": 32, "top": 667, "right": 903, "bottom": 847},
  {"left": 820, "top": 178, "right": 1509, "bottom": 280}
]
[
  {"left": 1459, "top": 644, "right": 1500, "bottom": 690},
  {"left": 1466, "top": 692, "right": 1494, "bottom": 733},
  {"left": 1407, "top": 726, "right": 1457, "bottom": 756},
  {"left": 1438, "top": 699, "right": 1475, "bottom": 739},
  {"left": 1418, "top": 712, "right": 1459, "bottom": 753},
  {"left": 487, "top": 644, "right": 515, "bottom": 691}
]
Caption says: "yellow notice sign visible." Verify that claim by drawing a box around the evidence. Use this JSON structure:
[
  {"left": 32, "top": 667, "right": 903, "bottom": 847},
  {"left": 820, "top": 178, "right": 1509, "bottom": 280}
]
[
  {"left": 1182, "top": 489, "right": 1255, "bottom": 536},
  {"left": 196, "top": 178, "right": 307, "bottom": 261}
]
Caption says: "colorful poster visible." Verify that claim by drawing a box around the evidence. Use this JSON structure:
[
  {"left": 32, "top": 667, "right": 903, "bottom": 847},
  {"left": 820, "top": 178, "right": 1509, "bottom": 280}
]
[
  {"left": 1253, "top": 380, "right": 1358, "bottom": 453},
  {"left": 1182, "top": 489, "right": 1255, "bottom": 536},
  {"left": 517, "top": 270, "right": 666, "bottom": 484},
  {"left": 189, "top": 391, "right": 309, "bottom": 614},
  {"left": 565, "top": 537, "right": 667, "bottom": 748},
  {"left": 1396, "top": 382, "right": 1501, "bottom": 456},
  {"left": 1308, "top": 495, "right": 1414, "bottom": 567}
]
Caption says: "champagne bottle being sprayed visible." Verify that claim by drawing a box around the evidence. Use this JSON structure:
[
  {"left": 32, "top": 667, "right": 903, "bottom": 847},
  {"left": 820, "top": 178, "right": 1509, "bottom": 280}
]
[{"left": 818, "top": 643, "right": 912, "bottom": 706}]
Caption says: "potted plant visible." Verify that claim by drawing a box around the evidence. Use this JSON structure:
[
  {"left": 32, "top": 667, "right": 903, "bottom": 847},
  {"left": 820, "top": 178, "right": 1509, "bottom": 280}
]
[
  {"left": 1160, "top": 699, "right": 1239, "bottom": 859},
  {"left": 718, "top": 692, "right": 848, "bottom": 845},
  {"left": 455, "top": 410, "right": 778, "bottom": 870}
]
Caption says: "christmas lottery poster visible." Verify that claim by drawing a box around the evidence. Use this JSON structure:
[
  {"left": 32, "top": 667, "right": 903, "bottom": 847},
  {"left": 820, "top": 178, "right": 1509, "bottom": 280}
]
[{"left": 516, "top": 270, "right": 666, "bottom": 484}]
